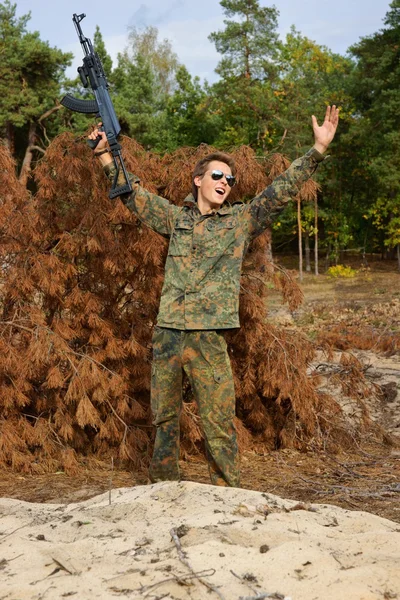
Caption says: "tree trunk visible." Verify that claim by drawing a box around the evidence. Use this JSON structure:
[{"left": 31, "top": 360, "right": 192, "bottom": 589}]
[
  {"left": 397, "top": 244, "right": 400, "bottom": 273},
  {"left": 265, "top": 227, "right": 273, "bottom": 264},
  {"left": 362, "top": 231, "right": 368, "bottom": 267},
  {"left": 5, "top": 121, "right": 15, "bottom": 156},
  {"left": 314, "top": 196, "right": 319, "bottom": 275},
  {"left": 18, "top": 105, "right": 62, "bottom": 187},
  {"left": 19, "top": 123, "right": 38, "bottom": 187},
  {"left": 244, "top": 13, "right": 251, "bottom": 78},
  {"left": 325, "top": 243, "right": 331, "bottom": 271},
  {"left": 305, "top": 231, "right": 311, "bottom": 272},
  {"left": 297, "top": 200, "right": 303, "bottom": 282}
]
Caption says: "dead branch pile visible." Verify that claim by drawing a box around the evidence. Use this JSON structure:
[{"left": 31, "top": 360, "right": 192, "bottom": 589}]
[{"left": 0, "top": 137, "right": 384, "bottom": 473}]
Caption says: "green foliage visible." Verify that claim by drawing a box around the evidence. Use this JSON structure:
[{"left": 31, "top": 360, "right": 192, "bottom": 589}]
[
  {"left": 94, "top": 25, "right": 113, "bottom": 78},
  {"left": 0, "top": 0, "right": 72, "bottom": 162},
  {"left": 164, "top": 66, "right": 218, "bottom": 149},
  {"left": 321, "top": 211, "right": 355, "bottom": 264},
  {"left": 112, "top": 50, "right": 159, "bottom": 146},
  {"left": 111, "top": 26, "right": 183, "bottom": 150},
  {"left": 209, "top": 0, "right": 280, "bottom": 79},
  {"left": 345, "top": 0, "right": 400, "bottom": 252},
  {"left": 366, "top": 195, "right": 400, "bottom": 248},
  {"left": 277, "top": 28, "right": 354, "bottom": 156},
  {"left": 1, "top": 0, "right": 399, "bottom": 261},
  {"left": 208, "top": 0, "right": 281, "bottom": 150},
  {"left": 326, "top": 265, "right": 357, "bottom": 278}
]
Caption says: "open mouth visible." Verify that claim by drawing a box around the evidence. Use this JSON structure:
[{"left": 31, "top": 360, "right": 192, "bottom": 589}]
[{"left": 215, "top": 187, "right": 225, "bottom": 196}]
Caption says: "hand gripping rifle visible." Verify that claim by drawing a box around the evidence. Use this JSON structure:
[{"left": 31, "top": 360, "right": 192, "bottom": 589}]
[{"left": 61, "top": 13, "right": 132, "bottom": 199}]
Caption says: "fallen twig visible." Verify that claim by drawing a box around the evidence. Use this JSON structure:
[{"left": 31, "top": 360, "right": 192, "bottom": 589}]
[
  {"left": 231, "top": 570, "right": 287, "bottom": 600},
  {"left": 170, "top": 526, "right": 226, "bottom": 600},
  {"left": 0, "top": 524, "right": 30, "bottom": 543},
  {"left": 134, "top": 569, "right": 216, "bottom": 597},
  {"left": 109, "top": 457, "right": 114, "bottom": 506},
  {"left": 239, "top": 592, "right": 286, "bottom": 599}
]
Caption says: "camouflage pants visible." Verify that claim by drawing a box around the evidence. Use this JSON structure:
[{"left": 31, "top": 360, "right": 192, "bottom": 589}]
[{"left": 149, "top": 327, "right": 240, "bottom": 487}]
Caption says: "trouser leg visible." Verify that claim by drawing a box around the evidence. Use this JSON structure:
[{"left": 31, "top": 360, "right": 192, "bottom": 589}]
[
  {"left": 149, "top": 327, "right": 183, "bottom": 482},
  {"left": 183, "top": 331, "right": 240, "bottom": 488}
]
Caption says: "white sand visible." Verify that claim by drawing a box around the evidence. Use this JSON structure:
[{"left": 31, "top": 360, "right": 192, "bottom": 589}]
[{"left": 0, "top": 481, "right": 399, "bottom": 600}]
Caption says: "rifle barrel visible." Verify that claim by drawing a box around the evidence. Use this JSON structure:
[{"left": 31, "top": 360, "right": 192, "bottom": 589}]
[{"left": 73, "top": 13, "right": 91, "bottom": 55}]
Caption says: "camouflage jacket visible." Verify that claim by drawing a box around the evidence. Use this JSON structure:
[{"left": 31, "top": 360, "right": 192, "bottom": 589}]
[{"left": 105, "top": 147, "right": 325, "bottom": 330}]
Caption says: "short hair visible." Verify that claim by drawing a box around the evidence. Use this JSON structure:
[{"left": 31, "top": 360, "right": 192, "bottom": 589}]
[{"left": 192, "top": 152, "right": 236, "bottom": 200}]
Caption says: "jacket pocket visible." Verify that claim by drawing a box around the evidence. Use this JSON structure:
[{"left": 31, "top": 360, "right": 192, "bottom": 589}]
[
  {"left": 204, "top": 217, "right": 237, "bottom": 257},
  {"left": 168, "top": 220, "right": 193, "bottom": 256}
]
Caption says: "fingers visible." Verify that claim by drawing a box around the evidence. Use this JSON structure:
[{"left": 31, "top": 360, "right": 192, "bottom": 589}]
[
  {"left": 311, "top": 115, "right": 318, "bottom": 128},
  {"left": 324, "top": 105, "right": 331, "bottom": 123},
  {"left": 89, "top": 124, "right": 106, "bottom": 139},
  {"left": 88, "top": 122, "right": 108, "bottom": 150},
  {"left": 331, "top": 105, "right": 340, "bottom": 127},
  {"left": 326, "top": 105, "right": 339, "bottom": 125},
  {"left": 89, "top": 129, "right": 107, "bottom": 140},
  {"left": 326, "top": 105, "right": 339, "bottom": 131},
  {"left": 313, "top": 106, "right": 339, "bottom": 126}
]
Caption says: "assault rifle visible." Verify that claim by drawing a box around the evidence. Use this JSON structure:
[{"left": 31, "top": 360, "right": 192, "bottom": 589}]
[{"left": 61, "top": 13, "right": 132, "bottom": 199}]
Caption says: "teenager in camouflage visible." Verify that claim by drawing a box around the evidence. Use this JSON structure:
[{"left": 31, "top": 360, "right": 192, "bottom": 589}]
[{"left": 90, "top": 105, "right": 339, "bottom": 487}]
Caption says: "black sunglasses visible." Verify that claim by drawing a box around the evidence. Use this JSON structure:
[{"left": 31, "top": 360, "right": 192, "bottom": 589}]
[{"left": 210, "top": 170, "right": 236, "bottom": 187}]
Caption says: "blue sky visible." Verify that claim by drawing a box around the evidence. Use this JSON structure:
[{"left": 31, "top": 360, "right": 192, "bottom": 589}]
[{"left": 15, "top": 0, "right": 392, "bottom": 81}]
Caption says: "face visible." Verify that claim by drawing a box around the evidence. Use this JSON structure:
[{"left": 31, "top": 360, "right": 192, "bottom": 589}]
[{"left": 194, "top": 160, "right": 233, "bottom": 212}]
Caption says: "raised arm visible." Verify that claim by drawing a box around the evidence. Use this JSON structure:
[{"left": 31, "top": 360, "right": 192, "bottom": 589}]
[
  {"left": 245, "top": 105, "right": 339, "bottom": 240},
  {"left": 90, "top": 126, "right": 179, "bottom": 237}
]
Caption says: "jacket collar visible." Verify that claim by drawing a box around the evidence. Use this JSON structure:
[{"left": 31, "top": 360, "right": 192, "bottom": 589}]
[{"left": 183, "top": 194, "right": 233, "bottom": 216}]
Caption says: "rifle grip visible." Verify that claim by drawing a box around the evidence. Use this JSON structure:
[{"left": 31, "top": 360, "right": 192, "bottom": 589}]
[
  {"left": 87, "top": 135, "right": 102, "bottom": 150},
  {"left": 87, "top": 124, "right": 105, "bottom": 150}
]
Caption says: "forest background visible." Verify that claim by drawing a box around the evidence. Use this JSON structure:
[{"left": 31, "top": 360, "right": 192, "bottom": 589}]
[{"left": 3, "top": 0, "right": 400, "bottom": 267}]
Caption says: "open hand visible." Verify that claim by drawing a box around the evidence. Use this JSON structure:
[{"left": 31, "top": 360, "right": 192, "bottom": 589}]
[{"left": 312, "top": 105, "right": 339, "bottom": 154}]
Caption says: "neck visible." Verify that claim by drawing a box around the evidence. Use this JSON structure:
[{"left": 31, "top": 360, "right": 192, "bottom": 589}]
[{"left": 197, "top": 195, "right": 220, "bottom": 215}]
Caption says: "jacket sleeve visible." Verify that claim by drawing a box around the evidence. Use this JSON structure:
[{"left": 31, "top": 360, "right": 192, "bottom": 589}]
[
  {"left": 244, "top": 147, "right": 326, "bottom": 240},
  {"left": 104, "top": 163, "right": 180, "bottom": 238}
]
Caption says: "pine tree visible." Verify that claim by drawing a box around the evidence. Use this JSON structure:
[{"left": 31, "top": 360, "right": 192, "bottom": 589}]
[
  {"left": 0, "top": 1, "right": 72, "bottom": 182},
  {"left": 209, "top": 0, "right": 280, "bottom": 79},
  {"left": 93, "top": 25, "right": 113, "bottom": 78},
  {"left": 208, "top": 0, "right": 281, "bottom": 150},
  {"left": 273, "top": 30, "right": 354, "bottom": 271},
  {"left": 347, "top": 0, "right": 400, "bottom": 261},
  {"left": 112, "top": 51, "right": 161, "bottom": 147},
  {"left": 164, "top": 66, "right": 218, "bottom": 149}
]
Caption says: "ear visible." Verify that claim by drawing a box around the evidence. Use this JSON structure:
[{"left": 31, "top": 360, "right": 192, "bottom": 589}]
[{"left": 194, "top": 175, "right": 202, "bottom": 189}]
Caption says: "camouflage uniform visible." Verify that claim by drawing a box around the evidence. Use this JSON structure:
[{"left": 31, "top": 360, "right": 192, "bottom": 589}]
[
  {"left": 150, "top": 327, "right": 238, "bottom": 486},
  {"left": 105, "top": 147, "right": 325, "bottom": 486}
]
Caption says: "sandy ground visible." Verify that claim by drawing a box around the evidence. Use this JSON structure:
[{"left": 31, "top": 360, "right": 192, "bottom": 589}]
[
  {"left": 1, "top": 266, "right": 399, "bottom": 600},
  {"left": 1, "top": 481, "right": 399, "bottom": 600},
  {"left": 309, "top": 348, "right": 400, "bottom": 442}
]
